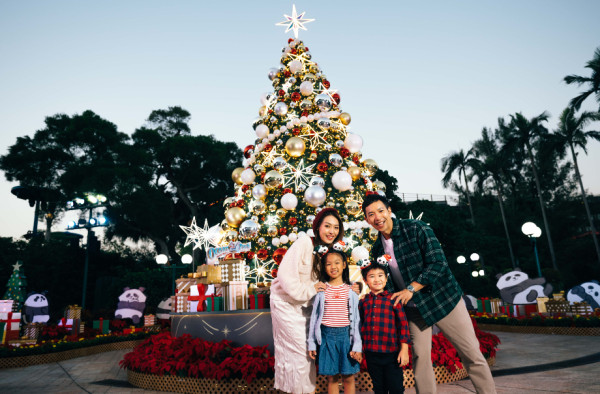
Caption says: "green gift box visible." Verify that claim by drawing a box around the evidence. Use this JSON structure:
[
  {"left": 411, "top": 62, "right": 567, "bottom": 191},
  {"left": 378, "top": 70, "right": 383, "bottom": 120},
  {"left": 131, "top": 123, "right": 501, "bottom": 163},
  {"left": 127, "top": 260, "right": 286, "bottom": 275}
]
[
  {"left": 476, "top": 298, "right": 491, "bottom": 313},
  {"left": 206, "top": 296, "right": 223, "bottom": 311},
  {"left": 93, "top": 319, "right": 110, "bottom": 334}
]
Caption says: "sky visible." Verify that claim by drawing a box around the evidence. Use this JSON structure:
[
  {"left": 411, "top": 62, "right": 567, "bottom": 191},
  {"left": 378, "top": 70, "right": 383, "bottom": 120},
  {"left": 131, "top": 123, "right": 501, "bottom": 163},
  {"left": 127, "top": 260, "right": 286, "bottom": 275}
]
[{"left": 1, "top": 1, "right": 599, "bottom": 239}]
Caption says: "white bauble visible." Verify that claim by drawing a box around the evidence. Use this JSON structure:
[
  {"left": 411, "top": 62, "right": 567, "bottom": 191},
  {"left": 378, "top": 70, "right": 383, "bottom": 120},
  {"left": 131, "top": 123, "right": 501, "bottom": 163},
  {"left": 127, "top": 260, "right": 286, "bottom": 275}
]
[
  {"left": 351, "top": 246, "right": 369, "bottom": 262},
  {"left": 304, "top": 185, "right": 326, "bottom": 207},
  {"left": 331, "top": 171, "right": 353, "bottom": 191},
  {"left": 272, "top": 237, "right": 281, "bottom": 247},
  {"left": 240, "top": 169, "right": 256, "bottom": 185},
  {"left": 252, "top": 184, "right": 267, "bottom": 200},
  {"left": 299, "top": 81, "right": 314, "bottom": 96},
  {"left": 280, "top": 235, "right": 289, "bottom": 244},
  {"left": 281, "top": 193, "right": 298, "bottom": 210},
  {"left": 255, "top": 124, "right": 269, "bottom": 138},
  {"left": 289, "top": 60, "right": 303, "bottom": 74},
  {"left": 289, "top": 233, "right": 298, "bottom": 242},
  {"left": 344, "top": 133, "right": 363, "bottom": 153},
  {"left": 274, "top": 102, "right": 288, "bottom": 116}
]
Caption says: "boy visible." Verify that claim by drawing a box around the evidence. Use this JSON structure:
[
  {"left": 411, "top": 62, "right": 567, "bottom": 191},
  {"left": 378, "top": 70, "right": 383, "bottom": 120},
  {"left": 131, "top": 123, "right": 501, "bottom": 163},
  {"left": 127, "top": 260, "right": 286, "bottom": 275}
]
[{"left": 359, "top": 260, "right": 410, "bottom": 394}]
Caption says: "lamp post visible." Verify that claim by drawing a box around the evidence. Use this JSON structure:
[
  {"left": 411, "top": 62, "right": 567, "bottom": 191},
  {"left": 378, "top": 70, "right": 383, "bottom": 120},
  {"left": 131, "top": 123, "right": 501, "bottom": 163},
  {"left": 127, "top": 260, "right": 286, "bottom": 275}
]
[
  {"left": 457, "top": 253, "right": 485, "bottom": 278},
  {"left": 156, "top": 254, "right": 193, "bottom": 295},
  {"left": 522, "top": 222, "right": 542, "bottom": 277},
  {"left": 65, "top": 193, "right": 109, "bottom": 310}
]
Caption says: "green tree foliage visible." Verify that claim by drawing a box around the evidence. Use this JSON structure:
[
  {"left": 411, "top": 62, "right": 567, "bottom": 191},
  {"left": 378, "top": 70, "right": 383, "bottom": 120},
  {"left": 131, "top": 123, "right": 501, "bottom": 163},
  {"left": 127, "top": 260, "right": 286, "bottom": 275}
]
[{"left": 564, "top": 47, "right": 600, "bottom": 111}]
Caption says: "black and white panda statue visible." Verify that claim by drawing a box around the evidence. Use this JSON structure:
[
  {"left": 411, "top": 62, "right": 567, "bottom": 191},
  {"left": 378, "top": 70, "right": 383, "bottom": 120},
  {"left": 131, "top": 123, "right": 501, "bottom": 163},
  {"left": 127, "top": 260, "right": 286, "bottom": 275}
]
[
  {"left": 496, "top": 269, "right": 553, "bottom": 304},
  {"left": 156, "top": 297, "right": 172, "bottom": 320},
  {"left": 114, "top": 287, "right": 147, "bottom": 324},
  {"left": 23, "top": 292, "right": 50, "bottom": 323},
  {"left": 567, "top": 280, "right": 600, "bottom": 310}
]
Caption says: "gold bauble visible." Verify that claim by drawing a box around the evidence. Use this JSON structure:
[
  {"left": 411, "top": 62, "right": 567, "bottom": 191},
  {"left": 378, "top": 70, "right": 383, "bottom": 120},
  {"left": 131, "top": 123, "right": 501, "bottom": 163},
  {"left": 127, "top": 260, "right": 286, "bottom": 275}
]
[
  {"left": 326, "top": 201, "right": 335, "bottom": 208},
  {"left": 259, "top": 106, "right": 268, "bottom": 117},
  {"left": 347, "top": 166, "right": 362, "bottom": 181},
  {"left": 346, "top": 200, "right": 361, "bottom": 216},
  {"left": 285, "top": 137, "right": 306, "bottom": 157},
  {"left": 363, "top": 159, "right": 379, "bottom": 177},
  {"left": 368, "top": 227, "right": 379, "bottom": 240},
  {"left": 225, "top": 207, "right": 246, "bottom": 228},
  {"left": 373, "top": 180, "right": 386, "bottom": 193},
  {"left": 220, "top": 219, "right": 230, "bottom": 231},
  {"left": 232, "top": 167, "right": 245, "bottom": 185},
  {"left": 361, "top": 242, "right": 372, "bottom": 251},
  {"left": 267, "top": 226, "right": 278, "bottom": 237},
  {"left": 250, "top": 200, "right": 266, "bottom": 215},
  {"left": 339, "top": 112, "right": 351, "bottom": 125},
  {"left": 225, "top": 229, "right": 238, "bottom": 242},
  {"left": 276, "top": 208, "right": 287, "bottom": 218},
  {"left": 264, "top": 170, "right": 284, "bottom": 189},
  {"left": 300, "top": 99, "right": 313, "bottom": 110},
  {"left": 254, "top": 164, "right": 265, "bottom": 174},
  {"left": 223, "top": 197, "right": 235, "bottom": 207},
  {"left": 269, "top": 204, "right": 277, "bottom": 213}
]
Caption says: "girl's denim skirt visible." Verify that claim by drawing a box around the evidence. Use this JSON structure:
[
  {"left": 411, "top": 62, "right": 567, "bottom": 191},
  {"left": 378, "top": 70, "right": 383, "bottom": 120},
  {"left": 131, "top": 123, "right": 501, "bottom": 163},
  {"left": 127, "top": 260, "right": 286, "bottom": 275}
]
[{"left": 318, "top": 325, "right": 360, "bottom": 376}]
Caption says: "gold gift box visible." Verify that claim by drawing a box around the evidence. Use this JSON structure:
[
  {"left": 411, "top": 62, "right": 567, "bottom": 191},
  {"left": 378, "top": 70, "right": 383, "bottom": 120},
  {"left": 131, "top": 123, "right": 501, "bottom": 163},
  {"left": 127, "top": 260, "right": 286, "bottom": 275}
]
[
  {"left": 537, "top": 297, "right": 549, "bottom": 313},
  {"left": 197, "top": 264, "right": 222, "bottom": 284}
]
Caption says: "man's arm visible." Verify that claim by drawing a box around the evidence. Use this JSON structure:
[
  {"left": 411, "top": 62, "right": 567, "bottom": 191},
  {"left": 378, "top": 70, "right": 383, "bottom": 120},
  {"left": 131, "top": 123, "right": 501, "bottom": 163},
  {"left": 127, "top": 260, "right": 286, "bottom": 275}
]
[{"left": 413, "top": 223, "right": 449, "bottom": 286}]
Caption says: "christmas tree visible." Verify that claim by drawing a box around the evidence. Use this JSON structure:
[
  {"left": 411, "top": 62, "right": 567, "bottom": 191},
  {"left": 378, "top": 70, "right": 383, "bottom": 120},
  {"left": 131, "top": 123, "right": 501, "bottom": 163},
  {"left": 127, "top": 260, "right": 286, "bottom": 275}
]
[
  {"left": 3, "top": 261, "right": 27, "bottom": 311},
  {"left": 213, "top": 9, "right": 388, "bottom": 284}
]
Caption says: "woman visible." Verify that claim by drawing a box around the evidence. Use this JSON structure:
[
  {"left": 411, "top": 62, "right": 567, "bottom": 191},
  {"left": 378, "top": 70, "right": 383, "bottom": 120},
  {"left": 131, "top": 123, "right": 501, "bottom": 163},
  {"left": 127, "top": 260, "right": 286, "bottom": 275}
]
[{"left": 270, "top": 207, "right": 344, "bottom": 394}]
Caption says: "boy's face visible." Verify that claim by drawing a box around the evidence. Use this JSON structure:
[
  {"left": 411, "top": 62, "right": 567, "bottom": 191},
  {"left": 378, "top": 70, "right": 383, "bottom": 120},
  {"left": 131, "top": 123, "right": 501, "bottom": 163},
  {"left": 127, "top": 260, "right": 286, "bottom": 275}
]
[
  {"left": 364, "top": 267, "right": 387, "bottom": 294},
  {"left": 364, "top": 201, "right": 393, "bottom": 235}
]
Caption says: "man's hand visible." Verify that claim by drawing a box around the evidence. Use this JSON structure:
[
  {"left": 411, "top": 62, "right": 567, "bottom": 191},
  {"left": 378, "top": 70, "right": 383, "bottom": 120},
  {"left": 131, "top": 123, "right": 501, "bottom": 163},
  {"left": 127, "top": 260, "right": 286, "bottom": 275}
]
[
  {"left": 350, "top": 351, "right": 362, "bottom": 363},
  {"left": 309, "top": 350, "right": 317, "bottom": 360},
  {"left": 390, "top": 289, "right": 414, "bottom": 306}
]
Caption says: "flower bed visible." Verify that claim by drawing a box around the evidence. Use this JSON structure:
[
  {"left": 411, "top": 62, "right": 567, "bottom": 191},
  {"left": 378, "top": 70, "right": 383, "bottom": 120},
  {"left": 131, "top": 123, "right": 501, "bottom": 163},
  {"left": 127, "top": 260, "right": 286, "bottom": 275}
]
[{"left": 471, "top": 312, "right": 600, "bottom": 335}]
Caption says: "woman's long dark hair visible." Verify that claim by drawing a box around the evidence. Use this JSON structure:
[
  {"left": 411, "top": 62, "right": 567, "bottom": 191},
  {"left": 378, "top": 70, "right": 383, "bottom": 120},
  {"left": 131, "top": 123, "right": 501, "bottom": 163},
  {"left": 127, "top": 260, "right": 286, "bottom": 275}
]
[
  {"left": 311, "top": 208, "right": 344, "bottom": 280},
  {"left": 319, "top": 250, "right": 350, "bottom": 285}
]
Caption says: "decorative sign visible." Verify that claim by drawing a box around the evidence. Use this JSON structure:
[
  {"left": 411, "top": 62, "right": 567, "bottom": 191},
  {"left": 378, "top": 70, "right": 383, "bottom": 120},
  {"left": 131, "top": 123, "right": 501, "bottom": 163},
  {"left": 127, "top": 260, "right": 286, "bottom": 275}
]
[{"left": 207, "top": 242, "right": 252, "bottom": 260}]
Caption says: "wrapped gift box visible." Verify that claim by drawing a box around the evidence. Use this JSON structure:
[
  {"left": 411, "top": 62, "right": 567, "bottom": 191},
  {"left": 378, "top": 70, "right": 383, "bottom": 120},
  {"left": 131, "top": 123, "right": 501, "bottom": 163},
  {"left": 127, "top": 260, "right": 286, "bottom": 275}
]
[
  {"left": 223, "top": 281, "right": 248, "bottom": 311},
  {"left": 188, "top": 284, "right": 207, "bottom": 312},
  {"left": 0, "top": 300, "right": 13, "bottom": 313},
  {"left": 123, "top": 327, "right": 143, "bottom": 335},
  {"left": 552, "top": 291, "right": 565, "bottom": 300},
  {"left": 249, "top": 294, "right": 268, "bottom": 310},
  {"left": 524, "top": 304, "right": 537, "bottom": 315},
  {"left": 197, "top": 264, "right": 222, "bottom": 285},
  {"left": 490, "top": 298, "right": 502, "bottom": 314},
  {"left": 499, "top": 304, "right": 513, "bottom": 316},
  {"left": 58, "top": 318, "right": 80, "bottom": 334},
  {"left": 25, "top": 323, "right": 44, "bottom": 340},
  {"left": 546, "top": 299, "right": 570, "bottom": 314},
  {"left": 170, "top": 296, "right": 177, "bottom": 312},
  {"left": 175, "top": 277, "right": 197, "bottom": 294},
  {"left": 218, "top": 259, "right": 246, "bottom": 282},
  {"left": 512, "top": 304, "right": 527, "bottom": 317},
  {"left": 206, "top": 295, "right": 223, "bottom": 311},
  {"left": 537, "top": 297, "right": 549, "bottom": 313},
  {"left": 571, "top": 302, "right": 593, "bottom": 316},
  {"left": 8, "top": 338, "right": 37, "bottom": 348},
  {"left": 144, "top": 314, "right": 157, "bottom": 326},
  {"left": 477, "top": 298, "right": 491, "bottom": 313},
  {"left": 93, "top": 318, "right": 110, "bottom": 334},
  {"left": 176, "top": 294, "right": 190, "bottom": 313},
  {"left": 65, "top": 305, "right": 82, "bottom": 319},
  {"left": 0, "top": 311, "right": 21, "bottom": 331}
]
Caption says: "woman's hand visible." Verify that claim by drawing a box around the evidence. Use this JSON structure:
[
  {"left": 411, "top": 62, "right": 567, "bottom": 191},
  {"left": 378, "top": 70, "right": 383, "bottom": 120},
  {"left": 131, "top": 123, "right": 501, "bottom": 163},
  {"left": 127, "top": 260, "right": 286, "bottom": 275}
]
[
  {"left": 351, "top": 282, "right": 361, "bottom": 295},
  {"left": 314, "top": 281, "right": 326, "bottom": 292},
  {"left": 350, "top": 351, "right": 362, "bottom": 363},
  {"left": 309, "top": 350, "right": 317, "bottom": 360}
]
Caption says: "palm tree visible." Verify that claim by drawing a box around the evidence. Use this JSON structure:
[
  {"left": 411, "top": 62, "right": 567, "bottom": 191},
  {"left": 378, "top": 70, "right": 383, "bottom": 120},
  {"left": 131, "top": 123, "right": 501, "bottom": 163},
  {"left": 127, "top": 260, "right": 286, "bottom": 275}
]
[
  {"left": 441, "top": 148, "right": 477, "bottom": 225},
  {"left": 500, "top": 111, "right": 558, "bottom": 270},
  {"left": 552, "top": 108, "right": 600, "bottom": 265},
  {"left": 471, "top": 127, "right": 517, "bottom": 268},
  {"left": 564, "top": 47, "right": 600, "bottom": 111}
]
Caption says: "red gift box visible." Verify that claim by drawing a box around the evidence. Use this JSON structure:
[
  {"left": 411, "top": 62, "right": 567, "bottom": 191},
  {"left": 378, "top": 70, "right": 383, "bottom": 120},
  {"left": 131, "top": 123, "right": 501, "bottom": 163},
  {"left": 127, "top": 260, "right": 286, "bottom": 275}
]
[
  {"left": 123, "top": 327, "right": 143, "bottom": 335},
  {"left": 187, "top": 284, "right": 207, "bottom": 312},
  {"left": 524, "top": 304, "right": 538, "bottom": 316},
  {"left": 249, "top": 294, "right": 268, "bottom": 309}
]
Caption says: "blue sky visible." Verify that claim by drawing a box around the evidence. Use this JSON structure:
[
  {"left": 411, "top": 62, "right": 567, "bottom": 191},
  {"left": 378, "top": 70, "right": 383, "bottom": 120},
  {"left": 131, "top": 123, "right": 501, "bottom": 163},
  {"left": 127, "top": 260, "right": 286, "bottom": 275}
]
[{"left": 1, "top": 1, "right": 599, "bottom": 239}]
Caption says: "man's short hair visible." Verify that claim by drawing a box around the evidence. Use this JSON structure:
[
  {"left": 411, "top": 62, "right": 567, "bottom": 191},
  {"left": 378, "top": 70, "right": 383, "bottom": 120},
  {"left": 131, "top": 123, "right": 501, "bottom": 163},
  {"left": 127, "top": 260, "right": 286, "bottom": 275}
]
[{"left": 362, "top": 193, "right": 390, "bottom": 215}]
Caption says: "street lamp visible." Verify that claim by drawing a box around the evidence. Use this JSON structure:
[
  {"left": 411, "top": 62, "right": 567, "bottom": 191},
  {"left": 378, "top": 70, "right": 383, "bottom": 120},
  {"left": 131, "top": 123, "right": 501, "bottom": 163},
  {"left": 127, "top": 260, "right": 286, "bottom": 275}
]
[
  {"left": 458, "top": 253, "right": 485, "bottom": 277},
  {"left": 156, "top": 254, "right": 193, "bottom": 295},
  {"left": 521, "top": 222, "right": 542, "bottom": 277}
]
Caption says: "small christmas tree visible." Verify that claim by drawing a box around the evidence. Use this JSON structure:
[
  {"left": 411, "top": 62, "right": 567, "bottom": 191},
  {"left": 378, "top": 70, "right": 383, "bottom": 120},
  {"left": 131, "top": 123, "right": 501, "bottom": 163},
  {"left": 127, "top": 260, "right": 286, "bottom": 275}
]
[{"left": 3, "top": 261, "right": 27, "bottom": 311}]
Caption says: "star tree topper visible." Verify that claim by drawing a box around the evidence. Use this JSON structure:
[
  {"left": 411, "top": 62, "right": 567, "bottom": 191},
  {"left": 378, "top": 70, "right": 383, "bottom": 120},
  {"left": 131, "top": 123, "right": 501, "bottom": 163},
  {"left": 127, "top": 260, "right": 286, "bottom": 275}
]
[{"left": 276, "top": 4, "right": 314, "bottom": 38}]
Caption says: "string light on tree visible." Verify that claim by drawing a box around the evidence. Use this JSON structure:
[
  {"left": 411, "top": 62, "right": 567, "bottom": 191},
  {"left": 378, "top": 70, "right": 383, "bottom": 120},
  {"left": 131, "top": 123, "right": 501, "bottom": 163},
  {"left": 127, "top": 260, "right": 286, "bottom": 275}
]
[{"left": 281, "top": 159, "right": 316, "bottom": 191}]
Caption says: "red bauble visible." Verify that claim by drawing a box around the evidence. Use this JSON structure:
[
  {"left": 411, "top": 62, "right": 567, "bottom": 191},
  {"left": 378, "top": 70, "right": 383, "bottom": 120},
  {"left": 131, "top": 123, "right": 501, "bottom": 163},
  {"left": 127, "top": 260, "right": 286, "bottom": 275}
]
[
  {"left": 291, "top": 48, "right": 297, "bottom": 55},
  {"left": 291, "top": 92, "right": 301, "bottom": 102},
  {"left": 278, "top": 89, "right": 285, "bottom": 96},
  {"left": 322, "top": 79, "right": 331, "bottom": 89},
  {"left": 271, "top": 268, "right": 278, "bottom": 278},
  {"left": 340, "top": 148, "right": 350, "bottom": 158},
  {"left": 263, "top": 144, "right": 273, "bottom": 152},
  {"left": 288, "top": 217, "right": 298, "bottom": 226},
  {"left": 279, "top": 227, "right": 287, "bottom": 236},
  {"left": 304, "top": 47, "right": 309, "bottom": 52},
  {"left": 241, "top": 185, "right": 249, "bottom": 192},
  {"left": 301, "top": 111, "right": 309, "bottom": 117},
  {"left": 257, "top": 249, "right": 269, "bottom": 260},
  {"left": 283, "top": 70, "right": 291, "bottom": 77},
  {"left": 352, "top": 156, "right": 360, "bottom": 164},
  {"left": 332, "top": 93, "right": 341, "bottom": 104},
  {"left": 317, "top": 162, "right": 328, "bottom": 172},
  {"left": 243, "top": 145, "right": 255, "bottom": 158},
  {"left": 273, "top": 248, "right": 287, "bottom": 264},
  {"left": 246, "top": 251, "right": 255, "bottom": 260},
  {"left": 288, "top": 38, "right": 294, "bottom": 43},
  {"left": 283, "top": 188, "right": 293, "bottom": 194}
]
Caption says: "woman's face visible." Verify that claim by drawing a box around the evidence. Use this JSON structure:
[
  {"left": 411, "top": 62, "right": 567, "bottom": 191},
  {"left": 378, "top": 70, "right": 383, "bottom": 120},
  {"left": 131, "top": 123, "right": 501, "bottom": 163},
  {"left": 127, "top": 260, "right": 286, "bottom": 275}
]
[{"left": 317, "top": 215, "right": 340, "bottom": 245}]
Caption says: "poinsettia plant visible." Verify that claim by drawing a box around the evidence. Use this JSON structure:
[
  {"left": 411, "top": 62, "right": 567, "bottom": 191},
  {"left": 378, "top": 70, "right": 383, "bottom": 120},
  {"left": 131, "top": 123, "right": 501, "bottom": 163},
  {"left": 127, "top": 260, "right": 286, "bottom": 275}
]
[{"left": 120, "top": 332, "right": 275, "bottom": 384}]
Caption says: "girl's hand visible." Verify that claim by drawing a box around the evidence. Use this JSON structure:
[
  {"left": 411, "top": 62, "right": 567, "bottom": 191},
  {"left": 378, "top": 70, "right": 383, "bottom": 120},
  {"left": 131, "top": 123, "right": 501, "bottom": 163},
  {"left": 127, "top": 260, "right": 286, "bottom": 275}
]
[
  {"left": 350, "top": 351, "right": 362, "bottom": 363},
  {"left": 314, "top": 282, "right": 326, "bottom": 292},
  {"left": 309, "top": 350, "right": 317, "bottom": 360},
  {"left": 351, "top": 282, "right": 361, "bottom": 295},
  {"left": 398, "top": 348, "right": 409, "bottom": 367}
]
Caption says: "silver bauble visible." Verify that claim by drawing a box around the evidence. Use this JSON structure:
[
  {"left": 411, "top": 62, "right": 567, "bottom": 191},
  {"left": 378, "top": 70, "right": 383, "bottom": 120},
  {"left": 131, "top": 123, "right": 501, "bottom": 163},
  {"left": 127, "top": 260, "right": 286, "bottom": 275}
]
[
  {"left": 314, "top": 94, "right": 333, "bottom": 112},
  {"left": 317, "top": 118, "right": 331, "bottom": 130},
  {"left": 273, "top": 156, "right": 288, "bottom": 171},
  {"left": 253, "top": 164, "right": 265, "bottom": 174},
  {"left": 274, "top": 102, "right": 288, "bottom": 116},
  {"left": 335, "top": 140, "right": 345, "bottom": 148},
  {"left": 310, "top": 176, "right": 325, "bottom": 187},
  {"left": 252, "top": 184, "right": 268, "bottom": 200},
  {"left": 329, "top": 153, "right": 343, "bottom": 167},
  {"left": 304, "top": 73, "right": 317, "bottom": 82},
  {"left": 306, "top": 215, "right": 316, "bottom": 225},
  {"left": 304, "top": 185, "right": 327, "bottom": 207},
  {"left": 300, "top": 99, "right": 313, "bottom": 110},
  {"left": 239, "top": 220, "right": 260, "bottom": 240},
  {"left": 250, "top": 199, "right": 266, "bottom": 215},
  {"left": 297, "top": 184, "right": 307, "bottom": 192},
  {"left": 268, "top": 68, "right": 279, "bottom": 81}
]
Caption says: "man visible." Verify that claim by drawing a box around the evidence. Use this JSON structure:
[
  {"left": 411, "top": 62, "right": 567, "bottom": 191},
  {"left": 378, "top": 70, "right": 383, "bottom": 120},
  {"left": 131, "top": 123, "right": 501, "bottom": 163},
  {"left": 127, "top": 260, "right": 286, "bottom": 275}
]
[{"left": 362, "top": 194, "right": 496, "bottom": 394}]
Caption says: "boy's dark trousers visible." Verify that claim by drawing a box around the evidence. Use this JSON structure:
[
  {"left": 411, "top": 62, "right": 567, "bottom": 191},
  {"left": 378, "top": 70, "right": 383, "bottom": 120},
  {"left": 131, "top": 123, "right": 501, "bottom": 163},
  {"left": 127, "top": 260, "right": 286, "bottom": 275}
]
[{"left": 365, "top": 351, "right": 404, "bottom": 394}]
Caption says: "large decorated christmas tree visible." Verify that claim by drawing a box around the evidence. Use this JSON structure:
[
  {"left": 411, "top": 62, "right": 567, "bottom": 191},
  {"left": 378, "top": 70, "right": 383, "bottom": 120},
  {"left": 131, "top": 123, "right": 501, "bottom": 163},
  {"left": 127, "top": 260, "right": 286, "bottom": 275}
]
[
  {"left": 211, "top": 7, "right": 389, "bottom": 283},
  {"left": 3, "top": 261, "right": 27, "bottom": 312}
]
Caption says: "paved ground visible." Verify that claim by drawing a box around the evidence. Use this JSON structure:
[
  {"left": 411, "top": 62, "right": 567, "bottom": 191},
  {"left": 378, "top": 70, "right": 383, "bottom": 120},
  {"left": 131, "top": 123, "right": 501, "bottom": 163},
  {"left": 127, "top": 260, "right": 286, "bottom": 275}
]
[{"left": 0, "top": 331, "right": 599, "bottom": 393}]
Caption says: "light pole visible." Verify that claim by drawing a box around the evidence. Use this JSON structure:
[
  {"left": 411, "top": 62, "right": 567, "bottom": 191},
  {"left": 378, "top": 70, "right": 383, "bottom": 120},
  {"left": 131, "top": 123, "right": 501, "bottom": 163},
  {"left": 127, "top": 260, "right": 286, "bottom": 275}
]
[
  {"left": 521, "top": 222, "right": 542, "bottom": 277},
  {"left": 156, "top": 254, "right": 193, "bottom": 295},
  {"left": 457, "top": 253, "right": 485, "bottom": 278},
  {"left": 65, "top": 193, "right": 109, "bottom": 310}
]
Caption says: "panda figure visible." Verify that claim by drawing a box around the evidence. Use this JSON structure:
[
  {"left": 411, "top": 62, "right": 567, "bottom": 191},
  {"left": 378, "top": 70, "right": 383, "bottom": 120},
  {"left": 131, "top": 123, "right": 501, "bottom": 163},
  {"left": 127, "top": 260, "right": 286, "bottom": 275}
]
[
  {"left": 23, "top": 292, "right": 50, "bottom": 324},
  {"left": 496, "top": 269, "right": 553, "bottom": 304},
  {"left": 567, "top": 280, "right": 600, "bottom": 310},
  {"left": 115, "top": 287, "right": 147, "bottom": 324},
  {"left": 462, "top": 294, "right": 478, "bottom": 311},
  {"left": 156, "top": 297, "right": 172, "bottom": 320}
]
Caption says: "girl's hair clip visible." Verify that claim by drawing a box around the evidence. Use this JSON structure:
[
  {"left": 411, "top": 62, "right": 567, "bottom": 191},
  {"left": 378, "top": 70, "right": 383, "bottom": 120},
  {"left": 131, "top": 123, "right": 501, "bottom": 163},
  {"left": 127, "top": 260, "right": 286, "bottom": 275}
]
[
  {"left": 357, "top": 259, "right": 372, "bottom": 269},
  {"left": 314, "top": 245, "right": 329, "bottom": 256},
  {"left": 377, "top": 254, "right": 391, "bottom": 267},
  {"left": 332, "top": 240, "right": 346, "bottom": 252}
]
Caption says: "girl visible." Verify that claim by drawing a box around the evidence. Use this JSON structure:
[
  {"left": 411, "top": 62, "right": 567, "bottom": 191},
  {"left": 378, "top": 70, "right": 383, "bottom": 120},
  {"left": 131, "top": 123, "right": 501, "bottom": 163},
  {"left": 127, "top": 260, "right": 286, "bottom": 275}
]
[{"left": 307, "top": 246, "right": 362, "bottom": 394}]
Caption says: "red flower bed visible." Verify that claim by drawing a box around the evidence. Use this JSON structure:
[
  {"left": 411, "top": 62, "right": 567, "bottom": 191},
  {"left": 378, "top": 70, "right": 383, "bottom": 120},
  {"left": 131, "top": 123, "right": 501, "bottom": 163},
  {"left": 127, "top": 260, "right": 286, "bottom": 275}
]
[{"left": 119, "top": 332, "right": 274, "bottom": 383}]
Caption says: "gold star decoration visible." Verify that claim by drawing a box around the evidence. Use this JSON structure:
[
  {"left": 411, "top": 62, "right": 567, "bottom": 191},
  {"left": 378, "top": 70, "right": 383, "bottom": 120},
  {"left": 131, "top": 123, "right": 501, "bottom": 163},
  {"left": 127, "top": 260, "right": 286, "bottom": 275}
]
[
  {"left": 246, "top": 258, "right": 275, "bottom": 283},
  {"left": 260, "top": 146, "right": 285, "bottom": 167},
  {"left": 275, "top": 4, "right": 315, "bottom": 39},
  {"left": 299, "top": 124, "right": 329, "bottom": 150},
  {"left": 281, "top": 159, "right": 316, "bottom": 191},
  {"left": 287, "top": 52, "right": 317, "bottom": 73}
]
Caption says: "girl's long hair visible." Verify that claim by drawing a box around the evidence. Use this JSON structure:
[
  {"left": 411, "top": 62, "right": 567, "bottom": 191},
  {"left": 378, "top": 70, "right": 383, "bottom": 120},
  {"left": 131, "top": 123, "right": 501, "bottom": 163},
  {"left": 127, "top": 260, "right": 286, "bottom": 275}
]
[
  {"left": 319, "top": 250, "right": 350, "bottom": 285},
  {"left": 311, "top": 208, "right": 344, "bottom": 280}
]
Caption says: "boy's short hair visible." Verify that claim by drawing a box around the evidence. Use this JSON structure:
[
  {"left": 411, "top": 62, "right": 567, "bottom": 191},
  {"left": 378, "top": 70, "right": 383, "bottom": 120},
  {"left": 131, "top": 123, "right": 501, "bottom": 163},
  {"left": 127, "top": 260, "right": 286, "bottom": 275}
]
[
  {"left": 361, "top": 261, "right": 387, "bottom": 281},
  {"left": 362, "top": 194, "right": 390, "bottom": 215}
]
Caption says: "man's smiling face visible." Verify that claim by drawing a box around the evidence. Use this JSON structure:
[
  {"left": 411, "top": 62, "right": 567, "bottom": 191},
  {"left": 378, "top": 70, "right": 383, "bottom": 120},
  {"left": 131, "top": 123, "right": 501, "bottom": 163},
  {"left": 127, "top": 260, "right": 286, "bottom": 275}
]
[{"left": 364, "top": 200, "right": 394, "bottom": 236}]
